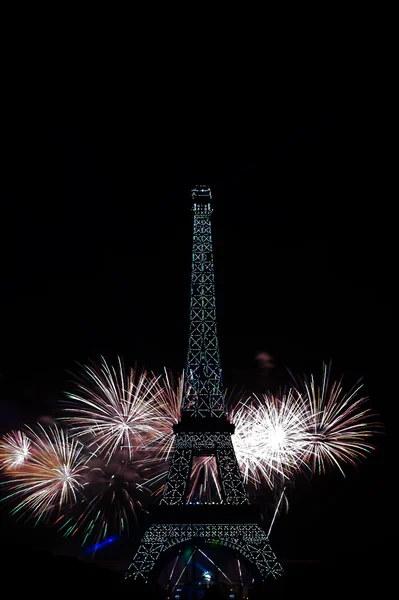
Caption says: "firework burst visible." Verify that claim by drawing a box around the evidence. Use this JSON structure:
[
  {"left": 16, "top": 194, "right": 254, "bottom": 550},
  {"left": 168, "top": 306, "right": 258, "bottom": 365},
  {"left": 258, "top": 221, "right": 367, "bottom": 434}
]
[
  {"left": 290, "top": 363, "right": 379, "bottom": 476},
  {"left": 61, "top": 356, "right": 162, "bottom": 462},
  {"left": 232, "top": 389, "right": 312, "bottom": 489},
  {"left": 58, "top": 453, "right": 145, "bottom": 549},
  {"left": 232, "top": 363, "right": 380, "bottom": 488},
  {"left": 0, "top": 358, "right": 380, "bottom": 545},
  {"left": 0, "top": 424, "right": 87, "bottom": 523},
  {"left": 0, "top": 430, "right": 31, "bottom": 471}
]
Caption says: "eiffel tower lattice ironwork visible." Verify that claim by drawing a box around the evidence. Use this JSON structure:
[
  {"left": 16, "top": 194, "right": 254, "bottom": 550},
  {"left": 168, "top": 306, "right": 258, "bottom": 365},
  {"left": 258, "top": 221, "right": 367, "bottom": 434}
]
[{"left": 125, "top": 185, "right": 283, "bottom": 584}]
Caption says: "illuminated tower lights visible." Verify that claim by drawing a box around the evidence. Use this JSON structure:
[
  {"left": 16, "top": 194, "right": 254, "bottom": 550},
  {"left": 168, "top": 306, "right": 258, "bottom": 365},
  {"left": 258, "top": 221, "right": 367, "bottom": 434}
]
[{"left": 125, "top": 186, "right": 283, "bottom": 584}]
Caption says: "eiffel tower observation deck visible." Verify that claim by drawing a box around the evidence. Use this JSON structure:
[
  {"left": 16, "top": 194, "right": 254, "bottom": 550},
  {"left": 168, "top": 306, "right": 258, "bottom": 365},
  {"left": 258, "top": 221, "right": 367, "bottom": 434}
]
[{"left": 125, "top": 185, "right": 283, "bottom": 585}]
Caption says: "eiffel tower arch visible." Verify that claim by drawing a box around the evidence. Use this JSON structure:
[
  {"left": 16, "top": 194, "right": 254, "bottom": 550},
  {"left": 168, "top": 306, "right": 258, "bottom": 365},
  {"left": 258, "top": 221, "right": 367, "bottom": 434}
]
[{"left": 125, "top": 185, "right": 283, "bottom": 585}]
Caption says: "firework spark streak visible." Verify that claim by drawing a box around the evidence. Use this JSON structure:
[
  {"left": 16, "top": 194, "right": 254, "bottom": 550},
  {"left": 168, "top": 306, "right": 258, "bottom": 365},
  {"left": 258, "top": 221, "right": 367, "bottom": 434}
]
[
  {"left": 267, "top": 486, "right": 286, "bottom": 538},
  {"left": 0, "top": 431, "right": 31, "bottom": 471},
  {"left": 0, "top": 424, "right": 87, "bottom": 523},
  {"left": 197, "top": 548, "right": 232, "bottom": 583},
  {"left": 61, "top": 357, "right": 162, "bottom": 462},
  {"left": 290, "top": 363, "right": 379, "bottom": 476}
]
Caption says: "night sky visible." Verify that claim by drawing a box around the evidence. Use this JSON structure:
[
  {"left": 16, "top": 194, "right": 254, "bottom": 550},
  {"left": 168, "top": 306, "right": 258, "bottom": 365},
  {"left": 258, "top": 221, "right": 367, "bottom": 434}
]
[{"left": 1, "top": 60, "right": 395, "bottom": 580}]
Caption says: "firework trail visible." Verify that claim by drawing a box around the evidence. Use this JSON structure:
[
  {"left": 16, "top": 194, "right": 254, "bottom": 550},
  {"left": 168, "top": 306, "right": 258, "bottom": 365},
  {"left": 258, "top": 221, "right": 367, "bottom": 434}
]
[
  {"left": 0, "top": 424, "right": 87, "bottom": 524},
  {"left": 290, "top": 362, "right": 379, "bottom": 476},
  {"left": 61, "top": 356, "right": 162, "bottom": 463},
  {"left": 138, "top": 454, "right": 223, "bottom": 503},
  {"left": 187, "top": 456, "right": 223, "bottom": 503},
  {"left": 0, "top": 430, "right": 31, "bottom": 471}
]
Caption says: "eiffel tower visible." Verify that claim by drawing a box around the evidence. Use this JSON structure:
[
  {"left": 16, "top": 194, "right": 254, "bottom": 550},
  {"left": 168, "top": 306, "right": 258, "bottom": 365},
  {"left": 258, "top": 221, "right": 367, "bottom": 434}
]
[{"left": 125, "top": 185, "right": 283, "bottom": 585}]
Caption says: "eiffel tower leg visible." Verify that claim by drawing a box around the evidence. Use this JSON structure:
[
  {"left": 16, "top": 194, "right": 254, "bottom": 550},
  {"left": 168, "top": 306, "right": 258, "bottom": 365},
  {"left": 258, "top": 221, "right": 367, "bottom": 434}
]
[
  {"left": 125, "top": 525, "right": 166, "bottom": 582},
  {"left": 215, "top": 434, "right": 249, "bottom": 504},
  {"left": 160, "top": 440, "right": 193, "bottom": 505}
]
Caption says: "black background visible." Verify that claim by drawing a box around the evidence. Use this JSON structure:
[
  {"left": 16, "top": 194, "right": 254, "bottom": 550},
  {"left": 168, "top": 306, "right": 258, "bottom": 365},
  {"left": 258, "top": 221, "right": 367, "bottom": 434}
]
[{"left": 0, "top": 25, "right": 396, "bottom": 593}]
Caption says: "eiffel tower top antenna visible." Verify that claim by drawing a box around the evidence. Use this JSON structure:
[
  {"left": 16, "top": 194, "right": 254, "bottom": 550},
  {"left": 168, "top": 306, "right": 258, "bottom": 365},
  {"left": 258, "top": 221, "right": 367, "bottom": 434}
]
[{"left": 182, "top": 184, "right": 225, "bottom": 420}]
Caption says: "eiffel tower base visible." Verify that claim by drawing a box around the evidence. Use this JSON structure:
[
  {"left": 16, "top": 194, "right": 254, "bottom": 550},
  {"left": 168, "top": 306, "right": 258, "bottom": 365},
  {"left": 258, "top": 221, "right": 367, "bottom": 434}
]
[{"left": 125, "top": 508, "right": 284, "bottom": 583}]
